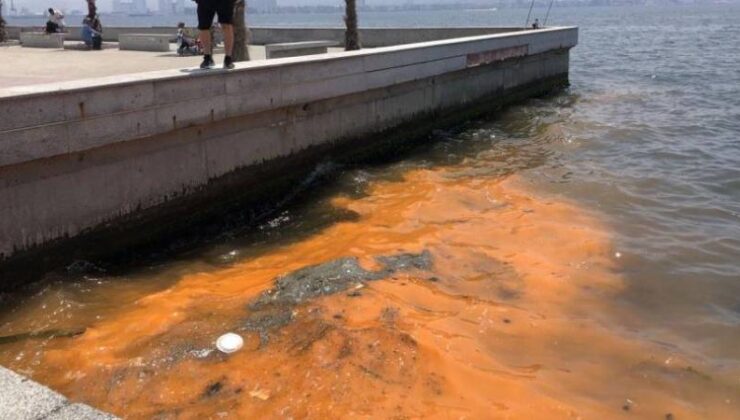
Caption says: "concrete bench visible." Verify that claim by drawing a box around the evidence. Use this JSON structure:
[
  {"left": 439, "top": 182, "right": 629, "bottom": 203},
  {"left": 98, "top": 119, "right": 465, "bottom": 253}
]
[
  {"left": 265, "top": 40, "right": 337, "bottom": 59},
  {"left": 20, "top": 32, "right": 65, "bottom": 49},
  {"left": 119, "top": 33, "right": 171, "bottom": 52}
]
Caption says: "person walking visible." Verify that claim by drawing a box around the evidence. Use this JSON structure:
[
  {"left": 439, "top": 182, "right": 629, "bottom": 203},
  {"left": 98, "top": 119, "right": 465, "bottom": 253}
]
[{"left": 196, "top": 0, "right": 235, "bottom": 69}]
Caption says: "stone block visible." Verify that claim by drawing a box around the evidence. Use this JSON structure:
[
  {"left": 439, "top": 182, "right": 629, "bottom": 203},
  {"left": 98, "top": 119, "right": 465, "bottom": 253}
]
[
  {"left": 20, "top": 32, "right": 65, "bottom": 49},
  {"left": 265, "top": 41, "right": 338, "bottom": 59},
  {"left": 119, "top": 34, "right": 171, "bottom": 52}
]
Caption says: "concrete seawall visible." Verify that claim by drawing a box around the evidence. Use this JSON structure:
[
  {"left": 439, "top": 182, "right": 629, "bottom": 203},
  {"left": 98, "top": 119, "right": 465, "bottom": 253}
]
[
  {"left": 0, "top": 27, "right": 577, "bottom": 286},
  {"left": 0, "top": 366, "right": 116, "bottom": 419}
]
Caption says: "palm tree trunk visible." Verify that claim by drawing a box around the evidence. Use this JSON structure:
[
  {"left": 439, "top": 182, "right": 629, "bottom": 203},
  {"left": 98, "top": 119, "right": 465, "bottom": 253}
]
[
  {"left": 0, "top": 1, "right": 7, "bottom": 43},
  {"left": 344, "top": 0, "right": 360, "bottom": 51},
  {"left": 87, "top": 0, "right": 97, "bottom": 17},
  {"left": 232, "top": 0, "right": 250, "bottom": 61}
]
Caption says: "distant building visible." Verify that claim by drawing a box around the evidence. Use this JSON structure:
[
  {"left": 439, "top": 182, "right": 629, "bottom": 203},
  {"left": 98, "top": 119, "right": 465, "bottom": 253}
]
[
  {"left": 158, "top": 0, "right": 172, "bottom": 14},
  {"left": 113, "top": 0, "right": 149, "bottom": 14},
  {"left": 250, "top": 0, "right": 278, "bottom": 12},
  {"left": 174, "top": 0, "right": 186, "bottom": 14}
]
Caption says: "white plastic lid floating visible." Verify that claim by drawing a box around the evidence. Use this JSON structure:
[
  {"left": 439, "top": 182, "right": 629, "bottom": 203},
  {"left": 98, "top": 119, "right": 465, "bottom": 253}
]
[{"left": 216, "top": 333, "right": 244, "bottom": 354}]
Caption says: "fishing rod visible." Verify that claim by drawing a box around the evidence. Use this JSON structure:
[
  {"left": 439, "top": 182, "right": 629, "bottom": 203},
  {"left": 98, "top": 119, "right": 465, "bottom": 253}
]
[
  {"left": 544, "top": 0, "right": 555, "bottom": 27},
  {"left": 524, "top": 0, "right": 536, "bottom": 28}
]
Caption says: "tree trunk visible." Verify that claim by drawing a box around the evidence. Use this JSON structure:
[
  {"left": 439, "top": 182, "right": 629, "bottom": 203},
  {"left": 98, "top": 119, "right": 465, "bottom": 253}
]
[
  {"left": 232, "top": 0, "right": 250, "bottom": 62},
  {"left": 0, "top": 1, "right": 6, "bottom": 44},
  {"left": 87, "top": 0, "right": 97, "bottom": 17},
  {"left": 344, "top": 0, "right": 360, "bottom": 51},
  {"left": 86, "top": 0, "right": 102, "bottom": 33}
]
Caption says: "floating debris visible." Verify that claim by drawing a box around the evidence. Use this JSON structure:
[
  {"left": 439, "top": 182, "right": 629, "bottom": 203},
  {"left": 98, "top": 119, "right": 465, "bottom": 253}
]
[
  {"left": 622, "top": 398, "right": 634, "bottom": 411},
  {"left": 188, "top": 348, "right": 214, "bottom": 359},
  {"left": 249, "top": 387, "right": 271, "bottom": 401},
  {"left": 216, "top": 333, "right": 244, "bottom": 354}
]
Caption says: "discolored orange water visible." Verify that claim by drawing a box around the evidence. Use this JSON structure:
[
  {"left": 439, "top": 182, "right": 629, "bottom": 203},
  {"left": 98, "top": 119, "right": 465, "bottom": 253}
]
[{"left": 1, "top": 162, "right": 738, "bottom": 419}]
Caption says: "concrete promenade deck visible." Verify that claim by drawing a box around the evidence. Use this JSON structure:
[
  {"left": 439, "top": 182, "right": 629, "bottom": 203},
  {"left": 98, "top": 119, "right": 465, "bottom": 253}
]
[{"left": 0, "top": 43, "right": 279, "bottom": 88}]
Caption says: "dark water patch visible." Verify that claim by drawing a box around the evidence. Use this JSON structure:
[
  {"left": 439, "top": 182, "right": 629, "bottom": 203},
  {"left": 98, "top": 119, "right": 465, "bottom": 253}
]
[
  {"left": 242, "top": 251, "right": 433, "bottom": 344},
  {"left": 250, "top": 251, "right": 433, "bottom": 310},
  {"left": 202, "top": 380, "right": 224, "bottom": 399},
  {"left": 0, "top": 327, "right": 86, "bottom": 346}
]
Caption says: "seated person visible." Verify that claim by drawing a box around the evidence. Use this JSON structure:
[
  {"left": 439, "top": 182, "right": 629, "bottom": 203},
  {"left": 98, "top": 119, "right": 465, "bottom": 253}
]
[
  {"left": 81, "top": 16, "right": 102, "bottom": 49},
  {"left": 176, "top": 22, "right": 199, "bottom": 55},
  {"left": 177, "top": 22, "right": 195, "bottom": 43},
  {"left": 45, "top": 7, "right": 65, "bottom": 33},
  {"left": 89, "top": 13, "right": 103, "bottom": 34}
]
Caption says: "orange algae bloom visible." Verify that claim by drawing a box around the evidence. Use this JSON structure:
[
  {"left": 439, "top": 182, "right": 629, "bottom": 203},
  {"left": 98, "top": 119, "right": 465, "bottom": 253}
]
[{"left": 1, "top": 169, "right": 738, "bottom": 419}]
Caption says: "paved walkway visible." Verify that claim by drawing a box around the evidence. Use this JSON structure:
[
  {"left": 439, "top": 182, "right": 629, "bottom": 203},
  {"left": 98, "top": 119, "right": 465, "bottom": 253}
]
[
  {"left": 0, "top": 366, "right": 116, "bottom": 420},
  {"left": 0, "top": 42, "right": 268, "bottom": 89}
]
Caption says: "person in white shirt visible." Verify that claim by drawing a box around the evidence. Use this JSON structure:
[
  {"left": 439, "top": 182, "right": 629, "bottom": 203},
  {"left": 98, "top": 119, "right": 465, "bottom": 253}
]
[{"left": 45, "top": 8, "right": 65, "bottom": 33}]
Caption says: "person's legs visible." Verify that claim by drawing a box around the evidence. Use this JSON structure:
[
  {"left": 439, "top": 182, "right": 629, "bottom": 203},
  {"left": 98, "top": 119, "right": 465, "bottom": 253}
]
[
  {"left": 200, "top": 30, "right": 212, "bottom": 55},
  {"left": 216, "top": 0, "right": 236, "bottom": 68},
  {"left": 197, "top": 1, "right": 217, "bottom": 68},
  {"left": 222, "top": 24, "right": 234, "bottom": 57}
]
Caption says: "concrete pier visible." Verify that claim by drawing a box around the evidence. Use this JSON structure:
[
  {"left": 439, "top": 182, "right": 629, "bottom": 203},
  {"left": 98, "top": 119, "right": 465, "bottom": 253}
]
[{"left": 0, "top": 27, "right": 577, "bottom": 287}]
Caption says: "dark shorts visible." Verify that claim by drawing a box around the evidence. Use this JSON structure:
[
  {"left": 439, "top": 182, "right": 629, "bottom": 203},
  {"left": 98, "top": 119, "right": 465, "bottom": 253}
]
[
  {"left": 197, "top": 0, "right": 235, "bottom": 30},
  {"left": 45, "top": 21, "right": 60, "bottom": 33}
]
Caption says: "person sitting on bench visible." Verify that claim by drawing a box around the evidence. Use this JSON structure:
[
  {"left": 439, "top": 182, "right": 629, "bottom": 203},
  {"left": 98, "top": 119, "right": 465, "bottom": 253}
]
[
  {"left": 45, "top": 7, "right": 65, "bottom": 33},
  {"left": 81, "top": 16, "right": 102, "bottom": 49}
]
